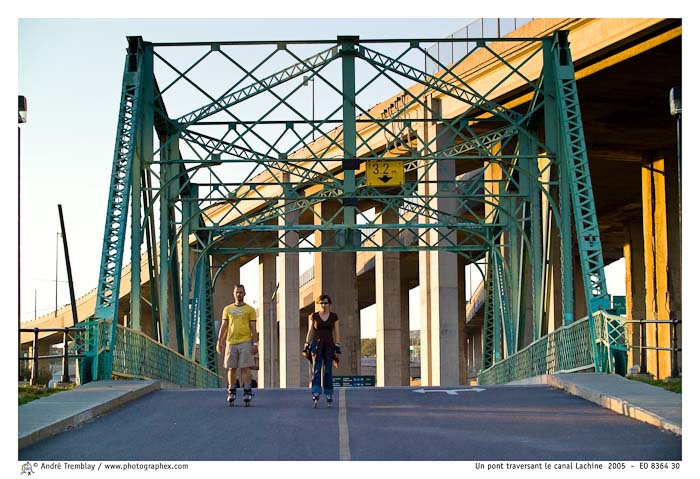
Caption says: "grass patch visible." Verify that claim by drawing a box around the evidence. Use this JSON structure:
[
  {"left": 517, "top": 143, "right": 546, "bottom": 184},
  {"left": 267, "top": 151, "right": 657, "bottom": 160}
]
[
  {"left": 628, "top": 376, "right": 681, "bottom": 394},
  {"left": 19, "top": 385, "right": 74, "bottom": 406}
]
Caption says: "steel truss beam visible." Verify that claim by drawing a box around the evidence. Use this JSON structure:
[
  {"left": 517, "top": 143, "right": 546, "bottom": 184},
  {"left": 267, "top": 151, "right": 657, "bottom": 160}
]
[{"left": 90, "top": 32, "right": 621, "bottom": 384}]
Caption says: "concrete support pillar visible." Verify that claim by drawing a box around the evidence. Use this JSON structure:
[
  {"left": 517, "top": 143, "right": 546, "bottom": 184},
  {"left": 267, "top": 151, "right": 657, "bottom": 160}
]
[
  {"left": 165, "top": 284, "right": 178, "bottom": 352},
  {"left": 140, "top": 301, "right": 155, "bottom": 340},
  {"left": 258, "top": 254, "right": 277, "bottom": 388},
  {"left": 418, "top": 251, "right": 432, "bottom": 384},
  {"left": 401, "top": 277, "right": 411, "bottom": 382},
  {"left": 642, "top": 154, "right": 679, "bottom": 379},
  {"left": 375, "top": 208, "right": 408, "bottom": 386},
  {"left": 465, "top": 325, "right": 483, "bottom": 385},
  {"left": 547, "top": 229, "right": 564, "bottom": 334},
  {"left": 313, "top": 201, "right": 360, "bottom": 375},
  {"left": 483, "top": 149, "right": 505, "bottom": 361},
  {"left": 573, "top": 261, "right": 588, "bottom": 321},
  {"left": 624, "top": 222, "right": 645, "bottom": 369},
  {"left": 418, "top": 111, "right": 460, "bottom": 386},
  {"left": 519, "top": 257, "right": 535, "bottom": 349},
  {"left": 34, "top": 341, "right": 52, "bottom": 383},
  {"left": 419, "top": 247, "right": 460, "bottom": 385},
  {"left": 278, "top": 193, "right": 301, "bottom": 388},
  {"left": 457, "top": 256, "right": 467, "bottom": 383},
  {"left": 212, "top": 257, "right": 240, "bottom": 333}
]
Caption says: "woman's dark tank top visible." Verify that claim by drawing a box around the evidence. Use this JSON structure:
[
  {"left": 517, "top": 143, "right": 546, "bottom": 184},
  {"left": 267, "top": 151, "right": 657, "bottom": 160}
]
[{"left": 311, "top": 312, "right": 338, "bottom": 360}]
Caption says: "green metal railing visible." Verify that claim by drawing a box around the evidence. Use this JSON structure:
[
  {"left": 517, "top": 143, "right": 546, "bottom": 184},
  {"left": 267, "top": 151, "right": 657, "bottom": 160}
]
[
  {"left": 79, "top": 319, "right": 220, "bottom": 388},
  {"left": 478, "top": 311, "right": 627, "bottom": 384},
  {"left": 111, "top": 324, "right": 220, "bottom": 388},
  {"left": 76, "top": 319, "right": 110, "bottom": 383},
  {"left": 592, "top": 310, "right": 628, "bottom": 376}
]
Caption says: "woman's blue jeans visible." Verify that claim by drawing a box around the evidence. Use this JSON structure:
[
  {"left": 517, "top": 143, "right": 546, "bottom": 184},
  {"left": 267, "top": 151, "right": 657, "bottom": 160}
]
[{"left": 311, "top": 343, "right": 334, "bottom": 396}]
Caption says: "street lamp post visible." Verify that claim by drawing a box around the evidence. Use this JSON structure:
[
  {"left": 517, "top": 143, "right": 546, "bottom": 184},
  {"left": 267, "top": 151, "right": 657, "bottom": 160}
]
[
  {"left": 669, "top": 86, "right": 681, "bottom": 379},
  {"left": 18, "top": 96, "right": 27, "bottom": 380},
  {"left": 669, "top": 87, "right": 681, "bottom": 225}
]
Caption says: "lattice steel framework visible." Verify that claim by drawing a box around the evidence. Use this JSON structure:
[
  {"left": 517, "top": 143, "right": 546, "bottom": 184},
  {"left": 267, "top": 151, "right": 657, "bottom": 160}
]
[{"left": 85, "top": 31, "right": 624, "bottom": 384}]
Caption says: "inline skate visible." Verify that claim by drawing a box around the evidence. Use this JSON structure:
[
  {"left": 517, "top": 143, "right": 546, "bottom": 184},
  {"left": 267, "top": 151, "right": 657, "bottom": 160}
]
[{"left": 243, "top": 386, "right": 254, "bottom": 407}]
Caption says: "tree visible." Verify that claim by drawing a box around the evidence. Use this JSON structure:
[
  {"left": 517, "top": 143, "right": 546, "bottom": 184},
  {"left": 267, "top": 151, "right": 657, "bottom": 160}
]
[{"left": 361, "top": 338, "right": 376, "bottom": 357}]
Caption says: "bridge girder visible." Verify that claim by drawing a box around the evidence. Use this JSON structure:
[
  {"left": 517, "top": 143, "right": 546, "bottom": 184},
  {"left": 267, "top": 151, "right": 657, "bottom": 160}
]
[{"left": 86, "top": 31, "right": 623, "bottom": 385}]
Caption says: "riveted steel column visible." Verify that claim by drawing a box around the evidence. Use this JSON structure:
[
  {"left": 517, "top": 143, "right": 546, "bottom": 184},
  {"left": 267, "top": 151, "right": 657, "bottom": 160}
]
[
  {"left": 159, "top": 135, "right": 177, "bottom": 347},
  {"left": 181, "top": 185, "right": 197, "bottom": 355},
  {"left": 543, "top": 36, "right": 574, "bottom": 326},
  {"left": 501, "top": 192, "right": 517, "bottom": 356},
  {"left": 558, "top": 161, "right": 574, "bottom": 325},
  {"left": 196, "top": 251, "right": 218, "bottom": 376},
  {"left": 130, "top": 41, "right": 154, "bottom": 332},
  {"left": 520, "top": 129, "right": 543, "bottom": 343},
  {"left": 340, "top": 36, "right": 358, "bottom": 229},
  {"left": 94, "top": 36, "right": 145, "bottom": 379},
  {"left": 489, "top": 251, "right": 502, "bottom": 363}
]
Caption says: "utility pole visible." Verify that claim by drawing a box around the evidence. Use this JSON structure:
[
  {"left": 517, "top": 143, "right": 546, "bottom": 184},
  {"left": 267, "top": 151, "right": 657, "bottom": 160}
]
[{"left": 58, "top": 205, "right": 79, "bottom": 326}]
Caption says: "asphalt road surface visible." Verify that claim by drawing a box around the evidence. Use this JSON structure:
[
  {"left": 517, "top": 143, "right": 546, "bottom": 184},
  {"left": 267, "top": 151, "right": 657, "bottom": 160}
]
[{"left": 19, "top": 385, "right": 681, "bottom": 461}]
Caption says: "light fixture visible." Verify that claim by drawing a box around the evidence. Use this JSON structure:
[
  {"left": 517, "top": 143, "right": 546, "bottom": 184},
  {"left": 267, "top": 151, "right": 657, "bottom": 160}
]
[{"left": 18, "top": 95, "right": 28, "bottom": 124}]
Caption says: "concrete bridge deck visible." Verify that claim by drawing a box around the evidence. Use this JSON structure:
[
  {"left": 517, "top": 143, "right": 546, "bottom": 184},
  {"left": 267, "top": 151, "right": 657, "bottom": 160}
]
[{"left": 19, "top": 373, "right": 681, "bottom": 459}]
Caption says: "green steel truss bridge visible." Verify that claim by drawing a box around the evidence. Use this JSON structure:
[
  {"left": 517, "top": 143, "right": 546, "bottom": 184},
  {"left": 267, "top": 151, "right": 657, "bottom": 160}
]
[{"left": 77, "top": 31, "right": 627, "bottom": 387}]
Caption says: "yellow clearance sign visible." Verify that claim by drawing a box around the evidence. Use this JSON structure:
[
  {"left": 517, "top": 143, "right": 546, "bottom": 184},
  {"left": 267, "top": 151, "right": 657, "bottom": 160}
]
[{"left": 366, "top": 160, "right": 405, "bottom": 187}]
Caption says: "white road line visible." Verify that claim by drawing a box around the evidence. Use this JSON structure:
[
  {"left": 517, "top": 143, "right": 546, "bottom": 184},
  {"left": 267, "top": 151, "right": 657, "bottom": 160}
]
[{"left": 338, "top": 387, "right": 351, "bottom": 460}]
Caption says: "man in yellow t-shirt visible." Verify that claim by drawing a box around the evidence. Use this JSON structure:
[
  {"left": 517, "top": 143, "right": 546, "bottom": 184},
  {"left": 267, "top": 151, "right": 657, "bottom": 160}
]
[{"left": 216, "top": 284, "right": 258, "bottom": 406}]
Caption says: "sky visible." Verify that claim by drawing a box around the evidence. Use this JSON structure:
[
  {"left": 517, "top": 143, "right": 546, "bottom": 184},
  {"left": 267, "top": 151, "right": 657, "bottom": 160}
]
[{"left": 9, "top": 6, "right": 678, "bottom": 344}]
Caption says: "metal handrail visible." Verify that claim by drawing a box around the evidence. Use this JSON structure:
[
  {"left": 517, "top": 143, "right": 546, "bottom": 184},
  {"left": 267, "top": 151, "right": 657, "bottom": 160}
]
[
  {"left": 477, "top": 311, "right": 629, "bottom": 384},
  {"left": 625, "top": 315, "right": 681, "bottom": 378},
  {"left": 19, "top": 326, "right": 87, "bottom": 386},
  {"left": 111, "top": 323, "right": 220, "bottom": 388}
]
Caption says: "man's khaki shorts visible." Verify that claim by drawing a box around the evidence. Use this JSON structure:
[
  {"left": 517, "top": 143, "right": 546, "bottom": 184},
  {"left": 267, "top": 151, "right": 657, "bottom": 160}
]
[{"left": 224, "top": 341, "right": 256, "bottom": 369}]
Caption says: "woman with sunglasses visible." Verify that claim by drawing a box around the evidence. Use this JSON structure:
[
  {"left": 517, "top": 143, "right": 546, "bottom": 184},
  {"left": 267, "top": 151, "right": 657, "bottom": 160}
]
[{"left": 303, "top": 294, "right": 341, "bottom": 408}]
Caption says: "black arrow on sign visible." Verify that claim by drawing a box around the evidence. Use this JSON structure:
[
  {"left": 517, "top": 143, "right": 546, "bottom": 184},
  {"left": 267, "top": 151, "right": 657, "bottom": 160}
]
[{"left": 379, "top": 175, "right": 392, "bottom": 183}]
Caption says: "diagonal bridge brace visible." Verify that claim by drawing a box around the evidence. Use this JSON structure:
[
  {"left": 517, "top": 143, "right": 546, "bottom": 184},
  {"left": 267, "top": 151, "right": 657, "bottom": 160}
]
[{"left": 176, "top": 45, "right": 340, "bottom": 126}]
